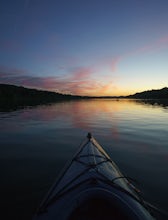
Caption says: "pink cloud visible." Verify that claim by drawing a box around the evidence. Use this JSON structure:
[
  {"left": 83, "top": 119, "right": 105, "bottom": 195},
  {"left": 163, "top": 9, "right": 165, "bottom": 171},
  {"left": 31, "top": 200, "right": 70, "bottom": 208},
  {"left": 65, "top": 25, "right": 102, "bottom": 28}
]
[
  {"left": 0, "top": 65, "right": 117, "bottom": 96},
  {"left": 111, "top": 56, "right": 122, "bottom": 72},
  {"left": 69, "top": 67, "right": 93, "bottom": 81},
  {"left": 155, "top": 35, "right": 168, "bottom": 45},
  {"left": 0, "top": 68, "right": 63, "bottom": 93},
  {"left": 107, "top": 35, "right": 168, "bottom": 72},
  {"left": 127, "top": 36, "right": 168, "bottom": 56}
]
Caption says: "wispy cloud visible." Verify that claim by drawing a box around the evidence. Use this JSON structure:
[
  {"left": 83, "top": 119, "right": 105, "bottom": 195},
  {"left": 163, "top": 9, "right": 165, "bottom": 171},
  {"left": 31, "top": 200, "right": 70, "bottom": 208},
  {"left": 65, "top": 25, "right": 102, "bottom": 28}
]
[
  {"left": 111, "top": 56, "right": 122, "bottom": 72},
  {"left": 128, "top": 35, "right": 168, "bottom": 55},
  {"left": 108, "top": 35, "right": 168, "bottom": 72},
  {"left": 69, "top": 67, "right": 93, "bottom": 81},
  {"left": 4, "top": 34, "right": 162, "bottom": 96},
  {"left": 0, "top": 65, "right": 117, "bottom": 96}
]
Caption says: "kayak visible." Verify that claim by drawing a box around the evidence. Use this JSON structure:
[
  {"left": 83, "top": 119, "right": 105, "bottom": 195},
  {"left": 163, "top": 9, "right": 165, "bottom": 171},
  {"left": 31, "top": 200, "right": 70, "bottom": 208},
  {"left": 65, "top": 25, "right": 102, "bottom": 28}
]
[{"left": 33, "top": 133, "right": 156, "bottom": 220}]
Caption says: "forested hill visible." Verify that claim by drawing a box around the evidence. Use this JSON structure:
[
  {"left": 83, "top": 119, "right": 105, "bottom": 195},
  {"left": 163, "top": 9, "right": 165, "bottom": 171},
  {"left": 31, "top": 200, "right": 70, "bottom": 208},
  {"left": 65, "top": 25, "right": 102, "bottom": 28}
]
[
  {"left": 1, "top": 84, "right": 168, "bottom": 102},
  {"left": 127, "top": 87, "right": 168, "bottom": 99},
  {"left": 0, "top": 84, "right": 82, "bottom": 104}
]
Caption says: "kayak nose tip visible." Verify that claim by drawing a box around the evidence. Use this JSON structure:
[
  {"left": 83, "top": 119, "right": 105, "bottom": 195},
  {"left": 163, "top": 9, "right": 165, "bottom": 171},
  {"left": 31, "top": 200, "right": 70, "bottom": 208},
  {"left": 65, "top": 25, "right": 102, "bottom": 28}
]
[{"left": 87, "top": 132, "right": 92, "bottom": 139}]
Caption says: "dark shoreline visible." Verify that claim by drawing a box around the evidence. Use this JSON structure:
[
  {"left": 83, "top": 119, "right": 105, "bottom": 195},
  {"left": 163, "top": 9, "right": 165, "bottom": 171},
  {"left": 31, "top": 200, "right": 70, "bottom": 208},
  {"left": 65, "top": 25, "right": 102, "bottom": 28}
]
[{"left": 0, "top": 84, "right": 168, "bottom": 111}]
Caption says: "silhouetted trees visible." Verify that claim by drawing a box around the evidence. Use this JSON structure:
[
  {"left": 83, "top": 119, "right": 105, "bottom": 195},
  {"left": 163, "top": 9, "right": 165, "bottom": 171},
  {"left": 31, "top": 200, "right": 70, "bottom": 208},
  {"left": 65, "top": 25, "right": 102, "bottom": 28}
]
[
  {"left": 0, "top": 84, "right": 168, "bottom": 111},
  {"left": 127, "top": 87, "right": 168, "bottom": 99},
  {"left": 0, "top": 84, "right": 84, "bottom": 110}
]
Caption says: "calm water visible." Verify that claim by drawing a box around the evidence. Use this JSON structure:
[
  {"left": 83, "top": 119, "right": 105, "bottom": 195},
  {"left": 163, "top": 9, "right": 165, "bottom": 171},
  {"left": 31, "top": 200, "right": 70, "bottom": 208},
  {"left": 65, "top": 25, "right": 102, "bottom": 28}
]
[{"left": 0, "top": 99, "right": 168, "bottom": 219}]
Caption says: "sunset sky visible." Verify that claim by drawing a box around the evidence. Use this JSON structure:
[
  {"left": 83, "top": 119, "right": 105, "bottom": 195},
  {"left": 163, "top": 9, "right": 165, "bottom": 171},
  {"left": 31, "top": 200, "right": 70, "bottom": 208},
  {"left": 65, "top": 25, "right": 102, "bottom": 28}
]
[{"left": 0, "top": 0, "right": 168, "bottom": 96}]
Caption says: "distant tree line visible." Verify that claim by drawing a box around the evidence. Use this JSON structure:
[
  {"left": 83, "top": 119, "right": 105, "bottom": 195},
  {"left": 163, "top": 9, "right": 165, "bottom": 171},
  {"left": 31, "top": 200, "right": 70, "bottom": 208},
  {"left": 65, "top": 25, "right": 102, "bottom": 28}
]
[
  {"left": 0, "top": 84, "right": 168, "bottom": 111},
  {"left": 127, "top": 87, "right": 168, "bottom": 99},
  {"left": 0, "top": 84, "right": 85, "bottom": 110}
]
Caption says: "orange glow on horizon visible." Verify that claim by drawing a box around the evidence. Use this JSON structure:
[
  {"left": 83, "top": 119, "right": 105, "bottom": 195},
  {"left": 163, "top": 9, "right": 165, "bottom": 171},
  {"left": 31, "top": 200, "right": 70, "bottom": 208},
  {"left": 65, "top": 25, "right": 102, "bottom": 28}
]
[{"left": 65, "top": 86, "right": 137, "bottom": 97}]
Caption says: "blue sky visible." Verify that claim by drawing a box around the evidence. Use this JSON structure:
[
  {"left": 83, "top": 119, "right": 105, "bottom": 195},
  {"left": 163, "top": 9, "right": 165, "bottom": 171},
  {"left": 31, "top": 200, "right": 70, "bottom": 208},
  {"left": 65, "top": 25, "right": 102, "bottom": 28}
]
[{"left": 0, "top": 0, "right": 168, "bottom": 95}]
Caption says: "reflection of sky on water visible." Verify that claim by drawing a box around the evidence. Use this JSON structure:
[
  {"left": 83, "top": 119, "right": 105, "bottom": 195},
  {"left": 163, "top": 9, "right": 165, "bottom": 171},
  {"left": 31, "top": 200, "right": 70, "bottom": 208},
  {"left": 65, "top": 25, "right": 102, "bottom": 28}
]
[
  {"left": 0, "top": 99, "right": 168, "bottom": 219},
  {"left": 1, "top": 99, "right": 167, "bottom": 138},
  {"left": 1, "top": 99, "right": 168, "bottom": 162}
]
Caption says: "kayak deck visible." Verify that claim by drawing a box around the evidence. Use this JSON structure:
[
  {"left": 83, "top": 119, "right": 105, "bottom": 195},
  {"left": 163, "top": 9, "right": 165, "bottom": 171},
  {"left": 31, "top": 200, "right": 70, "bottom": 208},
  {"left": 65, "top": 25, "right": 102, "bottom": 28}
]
[{"left": 33, "top": 133, "right": 155, "bottom": 220}]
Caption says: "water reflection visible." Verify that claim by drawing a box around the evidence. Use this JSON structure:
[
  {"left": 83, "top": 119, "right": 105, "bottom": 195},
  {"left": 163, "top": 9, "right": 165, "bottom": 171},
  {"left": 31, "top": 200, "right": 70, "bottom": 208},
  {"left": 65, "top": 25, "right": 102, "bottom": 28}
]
[
  {"left": 1, "top": 99, "right": 167, "bottom": 142},
  {"left": 0, "top": 98, "right": 168, "bottom": 113},
  {"left": 133, "top": 99, "right": 168, "bottom": 109},
  {"left": 0, "top": 99, "right": 168, "bottom": 220},
  {"left": 0, "top": 99, "right": 141, "bottom": 131}
]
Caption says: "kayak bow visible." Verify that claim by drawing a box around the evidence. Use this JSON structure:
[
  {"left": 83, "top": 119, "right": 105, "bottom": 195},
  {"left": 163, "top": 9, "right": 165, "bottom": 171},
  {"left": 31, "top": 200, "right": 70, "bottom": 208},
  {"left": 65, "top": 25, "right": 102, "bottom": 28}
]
[{"left": 33, "top": 133, "right": 156, "bottom": 220}]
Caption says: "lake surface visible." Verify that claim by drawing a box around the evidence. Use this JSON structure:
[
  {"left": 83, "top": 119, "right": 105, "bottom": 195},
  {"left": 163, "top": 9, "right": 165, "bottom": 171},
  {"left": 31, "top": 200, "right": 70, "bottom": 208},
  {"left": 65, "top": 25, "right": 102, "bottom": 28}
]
[{"left": 0, "top": 99, "right": 168, "bottom": 219}]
